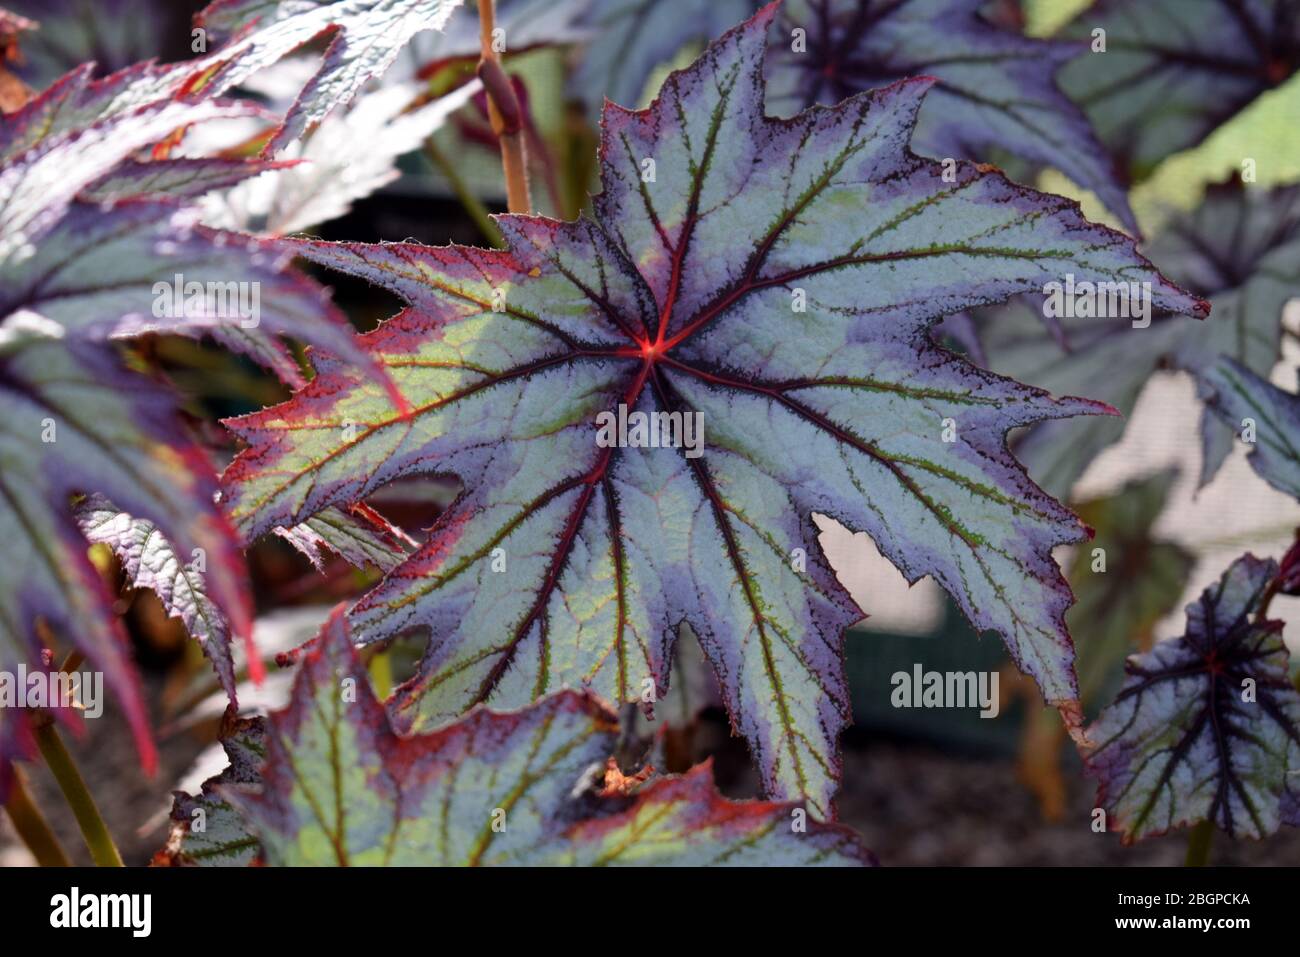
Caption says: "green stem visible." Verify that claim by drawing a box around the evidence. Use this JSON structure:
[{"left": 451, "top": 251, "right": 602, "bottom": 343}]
[
  {"left": 3, "top": 767, "right": 71, "bottom": 867},
  {"left": 1185, "top": 820, "right": 1214, "bottom": 867},
  {"left": 424, "top": 138, "right": 505, "bottom": 248},
  {"left": 33, "top": 721, "right": 123, "bottom": 867}
]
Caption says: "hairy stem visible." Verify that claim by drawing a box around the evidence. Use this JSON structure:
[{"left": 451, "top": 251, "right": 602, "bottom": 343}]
[
  {"left": 424, "top": 138, "right": 505, "bottom": 247},
  {"left": 1185, "top": 819, "right": 1214, "bottom": 867},
  {"left": 3, "top": 767, "right": 72, "bottom": 867},
  {"left": 33, "top": 721, "right": 123, "bottom": 867},
  {"left": 477, "top": 0, "right": 532, "bottom": 213}
]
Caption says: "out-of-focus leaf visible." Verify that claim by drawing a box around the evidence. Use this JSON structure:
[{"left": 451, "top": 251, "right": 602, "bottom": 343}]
[
  {"left": 0, "top": 335, "right": 250, "bottom": 797},
  {"left": 0, "top": 87, "right": 253, "bottom": 258},
  {"left": 196, "top": 0, "right": 465, "bottom": 152},
  {"left": 193, "top": 609, "right": 873, "bottom": 865},
  {"left": 979, "top": 180, "right": 1300, "bottom": 499},
  {"left": 1071, "top": 471, "right": 1196, "bottom": 705},
  {"left": 1201, "top": 356, "right": 1300, "bottom": 500},
  {"left": 1058, "top": 0, "right": 1300, "bottom": 182},
  {"left": 0, "top": 60, "right": 223, "bottom": 164},
  {"left": 1014, "top": 472, "right": 1193, "bottom": 819},
  {"left": 1086, "top": 553, "right": 1300, "bottom": 842},
  {"left": 84, "top": 157, "right": 295, "bottom": 202},
  {"left": 221, "top": 7, "right": 1204, "bottom": 814},
  {"left": 155, "top": 716, "right": 265, "bottom": 867},
  {"left": 2, "top": 0, "right": 171, "bottom": 89},
  {"left": 0, "top": 198, "right": 384, "bottom": 391},
  {"left": 570, "top": 0, "right": 752, "bottom": 112},
  {"left": 199, "top": 79, "right": 478, "bottom": 235},
  {"left": 763, "top": 0, "right": 1137, "bottom": 233}
]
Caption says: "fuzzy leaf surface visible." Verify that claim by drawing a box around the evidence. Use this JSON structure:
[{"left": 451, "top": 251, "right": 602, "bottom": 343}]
[
  {"left": 222, "top": 5, "right": 1203, "bottom": 815},
  {"left": 1086, "top": 554, "right": 1300, "bottom": 841},
  {"left": 216, "top": 609, "right": 872, "bottom": 865}
]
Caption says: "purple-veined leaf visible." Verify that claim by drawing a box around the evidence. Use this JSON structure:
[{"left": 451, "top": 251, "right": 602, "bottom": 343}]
[
  {"left": 195, "top": 0, "right": 466, "bottom": 152},
  {"left": 1058, "top": 0, "right": 1300, "bottom": 182},
  {"left": 0, "top": 333, "right": 251, "bottom": 797},
  {"left": 1201, "top": 357, "right": 1300, "bottom": 500},
  {"left": 762, "top": 0, "right": 1138, "bottom": 234},
  {"left": 220, "top": 4, "right": 1204, "bottom": 815},
  {"left": 1086, "top": 554, "right": 1300, "bottom": 842},
  {"left": 978, "top": 179, "right": 1299, "bottom": 499},
  {"left": 185, "top": 609, "right": 872, "bottom": 866},
  {"left": 570, "top": 0, "right": 754, "bottom": 112}
]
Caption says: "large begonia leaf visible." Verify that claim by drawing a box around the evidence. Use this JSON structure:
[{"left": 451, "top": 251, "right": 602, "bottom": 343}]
[
  {"left": 0, "top": 334, "right": 250, "bottom": 798},
  {"left": 1201, "top": 356, "right": 1300, "bottom": 500},
  {"left": 220, "top": 5, "right": 1205, "bottom": 815},
  {"left": 196, "top": 609, "right": 872, "bottom": 866},
  {"left": 761, "top": 0, "right": 1137, "bottom": 234},
  {"left": 1058, "top": 0, "right": 1300, "bottom": 183},
  {"left": 195, "top": 0, "right": 465, "bottom": 152},
  {"left": 1086, "top": 554, "right": 1300, "bottom": 842},
  {"left": 979, "top": 180, "right": 1300, "bottom": 499}
]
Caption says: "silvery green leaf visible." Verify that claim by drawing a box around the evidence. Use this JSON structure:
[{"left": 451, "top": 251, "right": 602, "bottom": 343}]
[{"left": 220, "top": 6, "right": 1203, "bottom": 815}]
